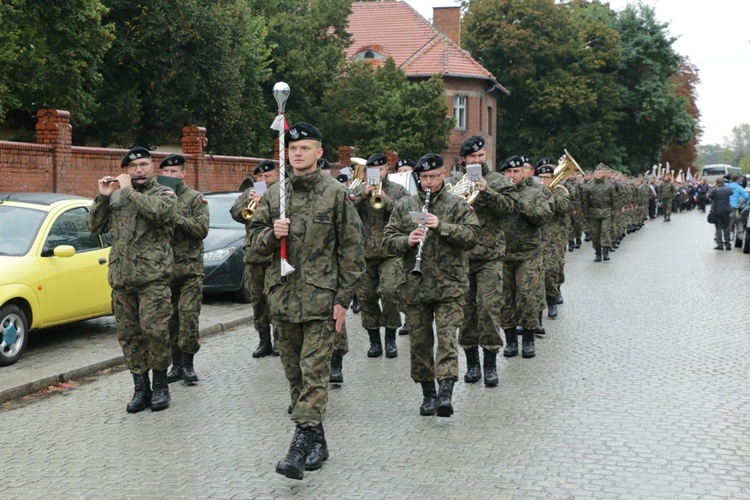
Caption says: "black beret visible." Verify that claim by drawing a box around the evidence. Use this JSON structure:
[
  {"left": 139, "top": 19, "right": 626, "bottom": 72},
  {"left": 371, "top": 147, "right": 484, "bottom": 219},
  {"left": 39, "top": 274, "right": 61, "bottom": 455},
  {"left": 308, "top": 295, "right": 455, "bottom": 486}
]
[
  {"left": 520, "top": 155, "right": 533, "bottom": 166},
  {"left": 318, "top": 158, "right": 331, "bottom": 170},
  {"left": 335, "top": 174, "right": 348, "bottom": 183},
  {"left": 459, "top": 135, "right": 485, "bottom": 157},
  {"left": 159, "top": 154, "right": 185, "bottom": 169},
  {"left": 366, "top": 153, "right": 388, "bottom": 167},
  {"left": 253, "top": 159, "right": 275, "bottom": 175},
  {"left": 595, "top": 163, "right": 608, "bottom": 172},
  {"left": 285, "top": 122, "right": 322, "bottom": 143},
  {"left": 536, "top": 165, "right": 554, "bottom": 176},
  {"left": 536, "top": 157, "right": 555, "bottom": 169},
  {"left": 414, "top": 153, "right": 444, "bottom": 173},
  {"left": 395, "top": 158, "right": 415, "bottom": 169},
  {"left": 121, "top": 146, "right": 151, "bottom": 168},
  {"left": 499, "top": 155, "right": 524, "bottom": 172}
]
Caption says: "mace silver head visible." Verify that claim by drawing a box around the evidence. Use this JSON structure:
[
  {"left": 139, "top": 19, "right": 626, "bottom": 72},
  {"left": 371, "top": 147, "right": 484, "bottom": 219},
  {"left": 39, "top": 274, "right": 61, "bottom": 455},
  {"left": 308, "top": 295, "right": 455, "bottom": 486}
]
[{"left": 273, "top": 82, "right": 290, "bottom": 114}]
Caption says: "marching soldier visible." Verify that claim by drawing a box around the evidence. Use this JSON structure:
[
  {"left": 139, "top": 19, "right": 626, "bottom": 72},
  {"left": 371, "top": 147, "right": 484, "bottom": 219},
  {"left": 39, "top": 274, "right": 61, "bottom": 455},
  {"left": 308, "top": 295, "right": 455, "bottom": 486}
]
[
  {"left": 352, "top": 153, "right": 409, "bottom": 358},
  {"left": 230, "top": 160, "right": 279, "bottom": 358},
  {"left": 249, "top": 122, "right": 365, "bottom": 480},
  {"left": 582, "top": 164, "right": 617, "bottom": 261},
  {"left": 384, "top": 153, "right": 480, "bottom": 418},
  {"left": 394, "top": 158, "right": 415, "bottom": 336},
  {"left": 160, "top": 154, "right": 210, "bottom": 385},
  {"left": 454, "top": 136, "right": 514, "bottom": 387},
  {"left": 87, "top": 147, "right": 177, "bottom": 412},
  {"left": 659, "top": 173, "right": 676, "bottom": 221}
]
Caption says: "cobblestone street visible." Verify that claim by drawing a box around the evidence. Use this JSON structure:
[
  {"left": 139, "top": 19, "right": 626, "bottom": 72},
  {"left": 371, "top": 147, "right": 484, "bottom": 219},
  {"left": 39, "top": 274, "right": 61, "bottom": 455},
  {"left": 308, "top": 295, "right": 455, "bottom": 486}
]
[{"left": 2, "top": 210, "right": 749, "bottom": 499}]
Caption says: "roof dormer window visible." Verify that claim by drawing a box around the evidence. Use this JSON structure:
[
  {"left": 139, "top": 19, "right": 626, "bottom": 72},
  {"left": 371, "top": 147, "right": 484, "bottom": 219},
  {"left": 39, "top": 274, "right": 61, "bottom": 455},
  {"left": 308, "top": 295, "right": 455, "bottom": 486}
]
[{"left": 354, "top": 48, "right": 386, "bottom": 60}]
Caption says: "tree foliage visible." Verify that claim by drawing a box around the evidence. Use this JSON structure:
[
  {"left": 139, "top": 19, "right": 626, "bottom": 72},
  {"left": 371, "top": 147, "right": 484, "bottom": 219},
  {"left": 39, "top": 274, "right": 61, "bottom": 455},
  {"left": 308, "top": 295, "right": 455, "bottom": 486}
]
[
  {"left": 661, "top": 58, "right": 701, "bottom": 172},
  {"left": 318, "top": 59, "right": 452, "bottom": 161}
]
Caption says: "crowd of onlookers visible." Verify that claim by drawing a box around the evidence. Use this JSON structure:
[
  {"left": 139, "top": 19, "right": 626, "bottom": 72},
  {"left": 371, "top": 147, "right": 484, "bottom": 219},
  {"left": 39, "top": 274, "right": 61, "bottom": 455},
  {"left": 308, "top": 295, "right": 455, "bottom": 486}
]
[{"left": 706, "top": 174, "right": 749, "bottom": 250}]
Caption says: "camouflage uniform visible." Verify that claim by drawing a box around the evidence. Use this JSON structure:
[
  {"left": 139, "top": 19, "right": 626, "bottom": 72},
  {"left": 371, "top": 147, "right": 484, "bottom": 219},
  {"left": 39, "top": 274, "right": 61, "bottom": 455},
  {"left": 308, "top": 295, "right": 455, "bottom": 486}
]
[
  {"left": 542, "top": 185, "right": 572, "bottom": 301},
  {"left": 384, "top": 186, "right": 480, "bottom": 383},
  {"left": 87, "top": 176, "right": 176, "bottom": 374},
  {"left": 169, "top": 182, "right": 209, "bottom": 356},
  {"left": 565, "top": 177, "right": 583, "bottom": 248},
  {"left": 582, "top": 177, "right": 616, "bottom": 251},
  {"left": 659, "top": 179, "right": 676, "bottom": 218},
  {"left": 248, "top": 168, "right": 365, "bottom": 429}
]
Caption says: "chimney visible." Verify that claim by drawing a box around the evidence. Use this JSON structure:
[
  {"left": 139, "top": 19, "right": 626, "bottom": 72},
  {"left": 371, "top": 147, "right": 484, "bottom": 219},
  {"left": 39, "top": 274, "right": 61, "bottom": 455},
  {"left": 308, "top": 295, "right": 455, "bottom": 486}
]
[{"left": 433, "top": 6, "right": 461, "bottom": 47}]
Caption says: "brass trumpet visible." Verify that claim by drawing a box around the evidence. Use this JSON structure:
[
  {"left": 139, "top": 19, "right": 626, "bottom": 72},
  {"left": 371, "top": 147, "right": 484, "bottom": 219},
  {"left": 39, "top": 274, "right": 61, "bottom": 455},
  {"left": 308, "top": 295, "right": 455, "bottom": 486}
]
[
  {"left": 370, "top": 182, "right": 386, "bottom": 209},
  {"left": 241, "top": 199, "right": 257, "bottom": 220},
  {"left": 348, "top": 157, "right": 367, "bottom": 191},
  {"left": 448, "top": 174, "right": 479, "bottom": 205}
]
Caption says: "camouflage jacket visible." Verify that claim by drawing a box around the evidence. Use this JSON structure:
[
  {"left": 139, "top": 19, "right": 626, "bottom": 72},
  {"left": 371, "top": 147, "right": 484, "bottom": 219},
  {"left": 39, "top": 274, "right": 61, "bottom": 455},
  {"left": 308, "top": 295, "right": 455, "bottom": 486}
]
[
  {"left": 582, "top": 178, "right": 616, "bottom": 219},
  {"left": 467, "top": 164, "right": 515, "bottom": 263},
  {"left": 248, "top": 169, "right": 365, "bottom": 322},
  {"left": 172, "top": 182, "right": 209, "bottom": 280},
  {"left": 384, "top": 185, "right": 480, "bottom": 304},
  {"left": 352, "top": 177, "right": 409, "bottom": 259},
  {"left": 658, "top": 180, "right": 675, "bottom": 200},
  {"left": 500, "top": 178, "right": 553, "bottom": 261},
  {"left": 230, "top": 183, "right": 275, "bottom": 265},
  {"left": 87, "top": 175, "right": 176, "bottom": 288},
  {"left": 542, "top": 184, "right": 573, "bottom": 244}
]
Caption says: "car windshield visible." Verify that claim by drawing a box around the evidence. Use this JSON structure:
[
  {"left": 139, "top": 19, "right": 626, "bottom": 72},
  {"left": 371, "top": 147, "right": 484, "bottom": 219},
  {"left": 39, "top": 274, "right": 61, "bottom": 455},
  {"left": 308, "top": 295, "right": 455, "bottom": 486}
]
[
  {"left": 206, "top": 194, "right": 243, "bottom": 229},
  {"left": 0, "top": 205, "right": 46, "bottom": 255}
]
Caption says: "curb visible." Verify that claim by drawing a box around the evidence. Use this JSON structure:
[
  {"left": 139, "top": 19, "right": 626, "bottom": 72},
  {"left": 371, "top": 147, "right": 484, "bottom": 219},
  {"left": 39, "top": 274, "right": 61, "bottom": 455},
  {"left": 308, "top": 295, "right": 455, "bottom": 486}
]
[{"left": 0, "top": 313, "right": 254, "bottom": 405}]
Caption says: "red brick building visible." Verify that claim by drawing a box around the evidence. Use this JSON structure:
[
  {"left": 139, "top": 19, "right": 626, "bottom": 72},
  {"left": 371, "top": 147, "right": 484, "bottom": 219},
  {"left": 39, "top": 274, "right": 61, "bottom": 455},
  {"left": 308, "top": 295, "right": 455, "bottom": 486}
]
[{"left": 345, "top": 1, "right": 508, "bottom": 168}]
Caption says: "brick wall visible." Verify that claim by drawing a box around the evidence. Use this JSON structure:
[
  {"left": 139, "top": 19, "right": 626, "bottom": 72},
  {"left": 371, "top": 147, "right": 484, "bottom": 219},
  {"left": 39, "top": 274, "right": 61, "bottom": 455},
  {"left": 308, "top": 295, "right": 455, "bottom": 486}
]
[{"left": 0, "top": 109, "right": 354, "bottom": 197}]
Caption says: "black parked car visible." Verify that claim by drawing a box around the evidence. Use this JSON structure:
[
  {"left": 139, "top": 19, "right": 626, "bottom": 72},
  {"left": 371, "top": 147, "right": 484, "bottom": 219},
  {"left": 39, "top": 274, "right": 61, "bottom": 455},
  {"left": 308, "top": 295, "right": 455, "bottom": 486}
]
[{"left": 202, "top": 192, "right": 250, "bottom": 302}]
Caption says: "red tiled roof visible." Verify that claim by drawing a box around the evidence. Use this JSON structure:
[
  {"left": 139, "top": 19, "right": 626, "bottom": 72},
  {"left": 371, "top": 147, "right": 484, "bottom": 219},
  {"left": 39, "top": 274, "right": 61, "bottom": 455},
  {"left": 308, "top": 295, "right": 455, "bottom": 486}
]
[{"left": 346, "top": 1, "right": 507, "bottom": 93}]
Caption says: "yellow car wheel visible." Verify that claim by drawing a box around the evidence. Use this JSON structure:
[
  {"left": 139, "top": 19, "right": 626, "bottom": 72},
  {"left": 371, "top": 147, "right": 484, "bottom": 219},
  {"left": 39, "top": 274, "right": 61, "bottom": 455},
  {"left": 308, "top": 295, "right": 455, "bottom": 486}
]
[{"left": 0, "top": 304, "right": 29, "bottom": 366}]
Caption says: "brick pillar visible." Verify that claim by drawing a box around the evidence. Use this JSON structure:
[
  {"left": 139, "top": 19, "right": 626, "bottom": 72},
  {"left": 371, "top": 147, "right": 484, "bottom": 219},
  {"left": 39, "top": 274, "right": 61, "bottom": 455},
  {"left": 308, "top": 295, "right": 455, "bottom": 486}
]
[
  {"left": 338, "top": 146, "right": 355, "bottom": 165},
  {"left": 182, "top": 126, "right": 207, "bottom": 191},
  {"left": 36, "top": 109, "right": 72, "bottom": 193}
]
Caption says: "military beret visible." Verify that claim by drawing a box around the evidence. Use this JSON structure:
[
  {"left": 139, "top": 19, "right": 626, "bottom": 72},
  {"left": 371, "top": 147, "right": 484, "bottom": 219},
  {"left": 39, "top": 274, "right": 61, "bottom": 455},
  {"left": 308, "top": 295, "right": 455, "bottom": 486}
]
[
  {"left": 253, "top": 159, "right": 275, "bottom": 175},
  {"left": 536, "top": 164, "right": 554, "bottom": 176},
  {"left": 536, "top": 157, "right": 555, "bottom": 169},
  {"left": 459, "top": 135, "right": 485, "bottom": 157},
  {"left": 413, "top": 153, "right": 444, "bottom": 173},
  {"left": 335, "top": 174, "right": 349, "bottom": 183},
  {"left": 285, "top": 122, "right": 322, "bottom": 143},
  {"left": 595, "top": 163, "right": 608, "bottom": 172},
  {"left": 366, "top": 153, "right": 388, "bottom": 167},
  {"left": 395, "top": 158, "right": 415, "bottom": 169},
  {"left": 520, "top": 155, "right": 533, "bottom": 166},
  {"left": 499, "top": 155, "right": 524, "bottom": 172},
  {"left": 318, "top": 158, "right": 331, "bottom": 170},
  {"left": 121, "top": 146, "right": 151, "bottom": 168},
  {"left": 159, "top": 154, "right": 185, "bottom": 169}
]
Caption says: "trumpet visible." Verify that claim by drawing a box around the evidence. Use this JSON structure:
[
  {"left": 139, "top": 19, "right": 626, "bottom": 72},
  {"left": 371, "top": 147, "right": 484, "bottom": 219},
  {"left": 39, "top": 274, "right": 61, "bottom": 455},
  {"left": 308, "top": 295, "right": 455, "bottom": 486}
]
[
  {"left": 447, "top": 174, "right": 479, "bottom": 205},
  {"left": 370, "top": 182, "right": 386, "bottom": 209},
  {"left": 411, "top": 188, "right": 431, "bottom": 277},
  {"left": 241, "top": 199, "right": 257, "bottom": 220}
]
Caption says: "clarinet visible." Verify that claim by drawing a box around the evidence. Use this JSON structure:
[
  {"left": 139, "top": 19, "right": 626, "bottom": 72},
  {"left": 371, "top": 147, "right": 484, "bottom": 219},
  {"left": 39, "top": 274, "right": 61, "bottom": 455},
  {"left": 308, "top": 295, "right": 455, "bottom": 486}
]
[{"left": 410, "top": 188, "right": 432, "bottom": 277}]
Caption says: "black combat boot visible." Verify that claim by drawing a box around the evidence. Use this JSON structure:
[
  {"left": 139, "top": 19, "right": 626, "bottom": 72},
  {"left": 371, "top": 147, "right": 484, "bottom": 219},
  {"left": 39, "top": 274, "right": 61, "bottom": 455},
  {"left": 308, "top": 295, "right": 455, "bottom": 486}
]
[
  {"left": 503, "top": 328, "right": 518, "bottom": 358},
  {"left": 419, "top": 381, "right": 438, "bottom": 416},
  {"left": 304, "top": 423, "right": 329, "bottom": 471},
  {"left": 483, "top": 349, "right": 499, "bottom": 387},
  {"left": 534, "top": 311, "right": 545, "bottom": 336},
  {"left": 594, "top": 247, "right": 602, "bottom": 262},
  {"left": 166, "top": 351, "right": 183, "bottom": 383},
  {"left": 522, "top": 330, "right": 536, "bottom": 359},
  {"left": 546, "top": 296, "right": 558, "bottom": 319},
  {"left": 602, "top": 247, "right": 610, "bottom": 261},
  {"left": 367, "top": 329, "right": 383, "bottom": 358},
  {"left": 329, "top": 353, "right": 343, "bottom": 384},
  {"left": 126, "top": 372, "right": 152, "bottom": 413},
  {"left": 276, "top": 427, "right": 315, "bottom": 480},
  {"left": 398, "top": 324, "right": 410, "bottom": 335},
  {"left": 150, "top": 369, "right": 171, "bottom": 411},
  {"left": 350, "top": 295, "right": 360, "bottom": 314},
  {"left": 584, "top": 232, "right": 592, "bottom": 242},
  {"left": 384, "top": 328, "right": 398, "bottom": 358},
  {"left": 436, "top": 379, "right": 456, "bottom": 417},
  {"left": 556, "top": 293, "right": 564, "bottom": 305},
  {"left": 463, "top": 346, "right": 481, "bottom": 383},
  {"left": 182, "top": 352, "right": 199, "bottom": 385},
  {"left": 575, "top": 237, "right": 582, "bottom": 248},
  {"left": 568, "top": 240, "right": 575, "bottom": 252},
  {"left": 253, "top": 331, "right": 274, "bottom": 358}
]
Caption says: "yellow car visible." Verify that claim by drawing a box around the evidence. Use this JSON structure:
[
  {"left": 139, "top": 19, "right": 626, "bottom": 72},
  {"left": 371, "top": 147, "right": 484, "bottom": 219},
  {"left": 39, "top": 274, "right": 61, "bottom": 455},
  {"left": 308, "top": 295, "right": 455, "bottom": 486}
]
[{"left": 0, "top": 192, "right": 112, "bottom": 366}]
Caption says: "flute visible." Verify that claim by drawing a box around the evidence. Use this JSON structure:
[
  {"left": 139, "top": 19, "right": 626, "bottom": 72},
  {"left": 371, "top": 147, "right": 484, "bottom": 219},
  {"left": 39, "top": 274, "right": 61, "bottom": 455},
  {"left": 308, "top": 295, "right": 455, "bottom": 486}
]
[
  {"left": 410, "top": 188, "right": 431, "bottom": 277},
  {"left": 101, "top": 176, "right": 148, "bottom": 184}
]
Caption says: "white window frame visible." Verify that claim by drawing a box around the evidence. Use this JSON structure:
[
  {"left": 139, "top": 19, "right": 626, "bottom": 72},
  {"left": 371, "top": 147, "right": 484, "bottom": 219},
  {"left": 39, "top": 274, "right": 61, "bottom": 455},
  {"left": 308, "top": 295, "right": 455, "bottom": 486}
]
[{"left": 454, "top": 95, "right": 467, "bottom": 130}]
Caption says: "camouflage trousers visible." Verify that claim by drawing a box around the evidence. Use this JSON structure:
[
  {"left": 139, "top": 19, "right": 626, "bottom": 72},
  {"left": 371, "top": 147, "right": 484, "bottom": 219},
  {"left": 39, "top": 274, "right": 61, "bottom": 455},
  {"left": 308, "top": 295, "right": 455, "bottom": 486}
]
[
  {"left": 274, "top": 319, "right": 335, "bottom": 429},
  {"left": 169, "top": 273, "right": 202, "bottom": 355},
  {"left": 333, "top": 319, "right": 349, "bottom": 356},
  {"left": 500, "top": 253, "right": 544, "bottom": 330},
  {"left": 244, "top": 265, "right": 270, "bottom": 335},
  {"left": 406, "top": 301, "right": 461, "bottom": 383},
  {"left": 357, "top": 257, "right": 403, "bottom": 330},
  {"left": 543, "top": 239, "right": 566, "bottom": 299},
  {"left": 570, "top": 212, "right": 583, "bottom": 241},
  {"left": 459, "top": 259, "right": 503, "bottom": 352},
  {"left": 662, "top": 197, "right": 674, "bottom": 216},
  {"left": 589, "top": 216, "right": 613, "bottom": 248},
  {"left": 112, "top": 282, "right": 172, "bottom": 373}
]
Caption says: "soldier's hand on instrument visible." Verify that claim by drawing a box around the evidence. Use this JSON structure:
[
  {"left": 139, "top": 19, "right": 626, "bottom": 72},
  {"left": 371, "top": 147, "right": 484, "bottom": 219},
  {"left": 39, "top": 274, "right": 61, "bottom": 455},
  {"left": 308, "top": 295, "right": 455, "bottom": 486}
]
[
  {"left": 333, "top": 303, "right": 347, "bottom": 333},
  {"left": 273, "top": 218, "right": 290, "bottom": 239},
  {"left": 425, "top": 213, "right": 439, "bottom": 229},
  {"left": 251, "top": 192, "right": 262, "bottom": 204},
  {"left": 364, "top": 184, "right": 374, "bottom": 196},
  {"left": 408, "top": 227, "right": 425, "bottom": 247},
  {"left": 98, "top": 177, "right": 117, "bottom": 196},
  {"left": 116, "top": 173, "right": 132, "bottom": 189},
  {"left": 475, "top": 179, "right": 487, "bottom": 191}
]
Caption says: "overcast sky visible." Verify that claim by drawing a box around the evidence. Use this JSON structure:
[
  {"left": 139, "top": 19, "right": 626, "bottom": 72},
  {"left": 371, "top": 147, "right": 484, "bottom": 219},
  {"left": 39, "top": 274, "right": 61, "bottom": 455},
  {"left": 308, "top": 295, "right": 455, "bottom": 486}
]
[{"left": 405, "top": 0, "right": 750, "bottom": 146}]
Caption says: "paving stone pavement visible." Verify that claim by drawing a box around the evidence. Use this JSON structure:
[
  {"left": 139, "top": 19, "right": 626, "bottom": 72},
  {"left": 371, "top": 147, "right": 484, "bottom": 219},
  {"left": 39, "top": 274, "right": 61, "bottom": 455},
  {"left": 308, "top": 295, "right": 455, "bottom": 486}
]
[{"left": 2, "top": 210, "right": 749, "bottom": 499}]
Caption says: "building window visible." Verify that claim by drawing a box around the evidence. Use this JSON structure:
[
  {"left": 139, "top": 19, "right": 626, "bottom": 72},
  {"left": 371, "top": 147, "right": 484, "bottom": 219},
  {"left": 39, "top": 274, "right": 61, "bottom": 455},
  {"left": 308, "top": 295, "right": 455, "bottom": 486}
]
[
  {"left": 353, "top": 49, "right": 386, "bottom": 60},
  {"left": 454, "top": 95, "right": 467, "bottom": 130},
  {"left": 488, "top": 105, "right": 493, "bottom": 136}
]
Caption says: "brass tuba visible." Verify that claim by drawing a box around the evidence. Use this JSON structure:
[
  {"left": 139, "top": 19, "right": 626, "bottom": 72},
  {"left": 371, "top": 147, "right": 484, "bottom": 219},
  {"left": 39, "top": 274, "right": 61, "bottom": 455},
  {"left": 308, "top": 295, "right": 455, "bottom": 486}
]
[
  {"left": 447, "top": 174, "right": 480, "bottom": 205},
  {"left": 348, "top": 157, "right": 367, "bottom": 191},
  {"left": 549, "top": 149, "right": 585, "bottom": 192}
]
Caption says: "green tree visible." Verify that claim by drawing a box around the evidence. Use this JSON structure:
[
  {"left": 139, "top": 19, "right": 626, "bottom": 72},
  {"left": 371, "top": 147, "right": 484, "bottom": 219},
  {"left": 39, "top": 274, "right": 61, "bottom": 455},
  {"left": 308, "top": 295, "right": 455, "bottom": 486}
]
[
  {"left": 92, "top": 0, "right": 270, "bottom": 154},
  {"left": 0, "top": 0, "right": 113, "bottom": 128},
  {"left": 724, "top": 123, "right": 750, "bottom": 166},
  {"left": 661, "top": 58, "right": 701, "bottom": 171},
  {"left": 318, "top": 59, "right": 452, "bottom": 161}
]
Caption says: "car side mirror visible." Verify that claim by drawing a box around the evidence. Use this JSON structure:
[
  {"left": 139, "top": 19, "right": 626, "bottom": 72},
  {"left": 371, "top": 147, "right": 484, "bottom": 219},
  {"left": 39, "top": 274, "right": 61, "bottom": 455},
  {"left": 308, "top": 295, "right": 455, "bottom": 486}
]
[{"left": 53, "top": 245, "right": 76, "bottom": 258}]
